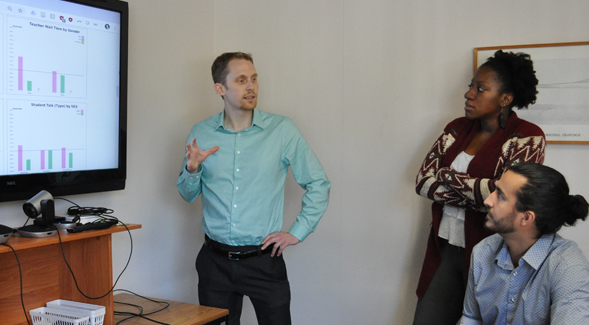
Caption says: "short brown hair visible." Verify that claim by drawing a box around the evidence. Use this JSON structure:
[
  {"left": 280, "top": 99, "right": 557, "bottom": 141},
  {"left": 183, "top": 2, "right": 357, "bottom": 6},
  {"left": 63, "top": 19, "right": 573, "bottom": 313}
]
[{"left": 211, "top": 52, "right": 254, "bottom": 85}]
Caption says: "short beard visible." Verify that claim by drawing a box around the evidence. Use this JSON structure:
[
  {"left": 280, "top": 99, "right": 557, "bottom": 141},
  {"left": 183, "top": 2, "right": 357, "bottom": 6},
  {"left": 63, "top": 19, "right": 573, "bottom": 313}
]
[{"left": 484, "top": 211, "right": 517, "bottom": 234}]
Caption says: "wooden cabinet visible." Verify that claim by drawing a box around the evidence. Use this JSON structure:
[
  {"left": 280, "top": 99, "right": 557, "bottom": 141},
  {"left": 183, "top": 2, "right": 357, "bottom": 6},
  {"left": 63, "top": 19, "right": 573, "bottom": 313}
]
[{"left": 0, "top": 224, "right": 141, "bottom": 325}]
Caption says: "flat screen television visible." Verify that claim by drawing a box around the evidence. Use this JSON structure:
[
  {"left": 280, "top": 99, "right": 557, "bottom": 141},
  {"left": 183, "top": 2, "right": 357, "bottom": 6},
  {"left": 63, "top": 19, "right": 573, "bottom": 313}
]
[{"left": 0, "top": 0, "right": 128, "bottom": 202}]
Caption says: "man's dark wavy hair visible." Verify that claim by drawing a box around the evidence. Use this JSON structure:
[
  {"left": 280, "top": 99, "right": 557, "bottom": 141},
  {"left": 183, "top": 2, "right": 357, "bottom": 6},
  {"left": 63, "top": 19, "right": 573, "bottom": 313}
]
[{"left": 510, "top": 163, "right": 588, "bottom": 237}]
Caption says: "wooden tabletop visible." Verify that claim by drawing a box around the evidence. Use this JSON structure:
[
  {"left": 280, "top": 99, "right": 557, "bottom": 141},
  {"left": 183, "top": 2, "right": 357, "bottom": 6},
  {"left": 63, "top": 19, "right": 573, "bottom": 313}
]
[
  {"left": 113, "top": 293, "right": 228, "bottom": 325},
  {"left": 0, "top": 224, "right": 142, "bottom": 253}
]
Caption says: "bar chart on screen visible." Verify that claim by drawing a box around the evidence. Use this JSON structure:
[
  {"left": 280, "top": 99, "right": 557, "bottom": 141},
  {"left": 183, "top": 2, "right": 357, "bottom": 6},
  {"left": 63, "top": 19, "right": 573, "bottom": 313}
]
[
  {"left": 6, "top": 100, "right": 87, "bottom": 175},
  {"left": 7, "top": 16, "right": 87, "bottom": 98}
]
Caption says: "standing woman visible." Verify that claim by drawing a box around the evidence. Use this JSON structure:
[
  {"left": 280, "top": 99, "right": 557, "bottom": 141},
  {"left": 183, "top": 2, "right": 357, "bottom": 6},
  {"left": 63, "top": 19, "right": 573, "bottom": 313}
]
[{"left": 412, "top": 50, "right": 546, "bottom": 325}]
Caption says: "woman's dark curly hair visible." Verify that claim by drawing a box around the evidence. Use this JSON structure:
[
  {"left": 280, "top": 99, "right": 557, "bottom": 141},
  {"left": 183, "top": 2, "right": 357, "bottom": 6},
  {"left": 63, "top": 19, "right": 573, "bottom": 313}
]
[{"left": 481, "top": 50, "right": 538, "bottom": 109}]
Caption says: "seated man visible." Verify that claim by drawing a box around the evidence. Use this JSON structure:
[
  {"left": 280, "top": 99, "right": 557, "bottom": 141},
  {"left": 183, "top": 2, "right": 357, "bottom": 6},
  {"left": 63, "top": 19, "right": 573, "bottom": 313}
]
[{"left": 460, "top": 163, "right": 589, "bottom": 325}]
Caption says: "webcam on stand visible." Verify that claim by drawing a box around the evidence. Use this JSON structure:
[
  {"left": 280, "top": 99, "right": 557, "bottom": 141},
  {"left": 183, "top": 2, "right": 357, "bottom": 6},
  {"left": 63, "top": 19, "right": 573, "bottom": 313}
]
[{"left": 18, "top": 190, "right": 59, "bottom": 238}]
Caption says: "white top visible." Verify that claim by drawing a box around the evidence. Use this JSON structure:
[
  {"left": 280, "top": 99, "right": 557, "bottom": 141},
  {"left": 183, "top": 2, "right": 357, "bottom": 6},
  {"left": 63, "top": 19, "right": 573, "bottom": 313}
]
[{"left": 438, "top": 151, "right": 474, "bottom": 248}]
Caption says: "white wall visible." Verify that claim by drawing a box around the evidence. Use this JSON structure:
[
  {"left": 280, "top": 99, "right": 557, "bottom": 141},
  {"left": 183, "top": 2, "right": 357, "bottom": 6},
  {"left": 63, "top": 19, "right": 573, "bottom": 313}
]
[{"left": 2, "top": 0, "right": 589, "bottom": 324}]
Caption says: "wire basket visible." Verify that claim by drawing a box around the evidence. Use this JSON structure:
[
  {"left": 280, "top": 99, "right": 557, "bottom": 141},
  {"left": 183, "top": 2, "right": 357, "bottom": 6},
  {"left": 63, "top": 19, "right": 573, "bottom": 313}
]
[
  {"left": 30, "top": 307, "right": 91, "bottom": 325},
  {"left": 45, "top": 300, "right": 106, "bottom": 325}
]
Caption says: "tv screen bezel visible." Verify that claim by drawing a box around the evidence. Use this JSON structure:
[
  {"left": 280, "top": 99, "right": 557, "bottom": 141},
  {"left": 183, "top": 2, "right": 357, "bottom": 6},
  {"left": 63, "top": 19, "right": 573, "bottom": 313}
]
[{"left": 0, "top": 0, "right": 128, "bottom": 202}]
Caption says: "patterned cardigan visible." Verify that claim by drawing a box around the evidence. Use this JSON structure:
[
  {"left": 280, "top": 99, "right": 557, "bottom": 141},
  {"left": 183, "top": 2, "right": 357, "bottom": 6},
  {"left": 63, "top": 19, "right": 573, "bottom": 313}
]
[{"left": 415, "top": 112, "right": 545, "bottom": 298}]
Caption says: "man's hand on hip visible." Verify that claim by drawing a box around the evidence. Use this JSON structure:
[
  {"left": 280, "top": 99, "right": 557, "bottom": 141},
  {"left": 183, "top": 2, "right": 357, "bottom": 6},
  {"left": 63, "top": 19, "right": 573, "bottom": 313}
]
[{"left": 262, "top": 232, "right": 300, "bottom": 257}]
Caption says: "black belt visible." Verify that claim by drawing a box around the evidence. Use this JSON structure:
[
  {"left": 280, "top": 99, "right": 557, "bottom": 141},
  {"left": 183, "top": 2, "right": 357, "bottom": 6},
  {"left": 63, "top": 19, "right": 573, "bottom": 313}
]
[{"left": 204, "top": 236, "right": 272, "bottom": 261}]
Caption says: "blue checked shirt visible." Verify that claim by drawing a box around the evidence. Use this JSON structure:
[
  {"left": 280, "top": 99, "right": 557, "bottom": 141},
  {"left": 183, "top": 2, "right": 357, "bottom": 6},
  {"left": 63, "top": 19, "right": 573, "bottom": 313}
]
[
  {"left": 177, "top": 109, "right": 330, "bottom": 246},
  {"left": 461, "top": 233, "right": 589, "bottom": 325}
]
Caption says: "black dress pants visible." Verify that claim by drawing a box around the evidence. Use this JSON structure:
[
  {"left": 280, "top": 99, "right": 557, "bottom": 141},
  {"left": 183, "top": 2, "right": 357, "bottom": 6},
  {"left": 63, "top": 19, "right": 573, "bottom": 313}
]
[
  {"left": 196, "top": 241, "right": 291, "bottom": 325},
  {"left": 412, "top": 238, "right": 466, "bottom": 325}
]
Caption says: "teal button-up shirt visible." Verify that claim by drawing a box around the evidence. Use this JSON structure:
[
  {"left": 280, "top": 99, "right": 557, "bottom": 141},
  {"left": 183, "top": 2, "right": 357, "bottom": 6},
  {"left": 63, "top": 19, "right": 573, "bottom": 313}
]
[{"left": 177, "top": 109, "right": 330, "bottom": 246}]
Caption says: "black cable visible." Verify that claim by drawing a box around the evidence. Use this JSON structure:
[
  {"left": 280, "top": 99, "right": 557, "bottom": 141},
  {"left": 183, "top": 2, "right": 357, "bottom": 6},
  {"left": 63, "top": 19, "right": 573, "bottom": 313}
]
[
  {"left": 54, "top": 219, "right": 133, "bottom": 300},
  {"left": 67, "top": 206, "right": 114, "bottom": 216},
  {"left": 114, "top": 289, "right": 171, "bottom": 314},
  {"left": 5, "top": 199, "right": 135, "bottom": 323},
  {"left": 93, "top": 214, "right": 119, "bottom": 224},
  {"left": 115, "top": 300, "right": 144, "bottom": 317},
  {"left": 1, "top": 243, "right": 32, "bottom": 325},
  {"left": 55, "top": 198, "right": 115, "bottom": 222},
  {"left": 10, "top": 198, "right": 146, "bottom": 323},
  {"left": 113, "top": 289, "right": 170, "bottom": 325},
  {"left": 25, "top": 198, "right": 127, "bottom": 300}
]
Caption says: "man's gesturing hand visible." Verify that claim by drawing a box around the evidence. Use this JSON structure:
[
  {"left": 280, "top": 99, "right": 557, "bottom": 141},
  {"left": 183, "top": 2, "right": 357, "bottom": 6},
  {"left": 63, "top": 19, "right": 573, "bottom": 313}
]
[
  {"left": 262, "top": 232, "right": 300, "bottom": 257},
  {"left": 186, "top": 137, "right": 219, "bottom": 174}
]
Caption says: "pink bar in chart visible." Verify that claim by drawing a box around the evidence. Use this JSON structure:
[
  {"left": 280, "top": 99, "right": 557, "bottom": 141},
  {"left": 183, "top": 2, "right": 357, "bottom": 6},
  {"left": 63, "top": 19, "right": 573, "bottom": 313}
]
[
  {"left": 18, "top": 145, "right": 23, "bottom": 171},
  {"left": 41, "top": 150, "right": 45, "bottom": 170},
  {"left": 18, "top": 56, "right": 24, "bottom": 91},
  {"left": 52, "top": 71, "right": 57, "bottom": 93}
]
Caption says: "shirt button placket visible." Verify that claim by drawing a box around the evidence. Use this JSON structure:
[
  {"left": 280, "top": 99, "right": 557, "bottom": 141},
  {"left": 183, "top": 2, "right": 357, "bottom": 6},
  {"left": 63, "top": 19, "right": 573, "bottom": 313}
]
[{"left": 231, "top": 132, "right": 242, "bottom": 237}]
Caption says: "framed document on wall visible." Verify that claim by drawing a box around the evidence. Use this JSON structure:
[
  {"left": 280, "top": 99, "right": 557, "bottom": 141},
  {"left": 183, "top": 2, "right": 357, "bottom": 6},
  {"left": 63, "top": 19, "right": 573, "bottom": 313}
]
[{"left": 475, "top": 42, "right": 589, "bottom": 144}]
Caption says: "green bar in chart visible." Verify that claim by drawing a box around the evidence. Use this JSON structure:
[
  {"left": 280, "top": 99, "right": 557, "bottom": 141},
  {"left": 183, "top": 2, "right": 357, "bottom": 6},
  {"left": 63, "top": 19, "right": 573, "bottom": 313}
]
[
  {"left": 61, "top": 75, "right": 65, "bottom": 93},
  {"left": 69, "top": 152, "right": 73, "bottom": 168},
  {"left": 27, "top": 81, "right": 32, "bottom": 91},
  {"left": 26, "top": 160, "right": 31, "bottom": 171},
  {"left": 48, "top": 150, "right": 53, "bottom": 169}
]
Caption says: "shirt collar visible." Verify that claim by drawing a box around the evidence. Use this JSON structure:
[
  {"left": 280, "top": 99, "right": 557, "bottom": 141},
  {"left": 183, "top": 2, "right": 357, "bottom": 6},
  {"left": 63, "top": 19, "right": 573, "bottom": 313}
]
[
  {"left": 495, "top": 241, "right": 513, "bottom": 270},
  {"left": 495, "top": 233, "right": 555, "bottom": 270},
  {"left": 521, "top": 233, "right": 554, "bottom": 270},
  {"left": 213, "top": 109, "right": 265, "bottom": 132},
  {"left": 251, "top": 109, "right": 265, "bottom": 129}
]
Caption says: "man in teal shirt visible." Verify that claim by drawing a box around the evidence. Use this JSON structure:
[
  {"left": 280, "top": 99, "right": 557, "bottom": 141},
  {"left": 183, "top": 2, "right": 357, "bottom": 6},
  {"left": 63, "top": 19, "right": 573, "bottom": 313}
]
[{"left": 177, "top": 52, "right": 330, "bottom": 325}]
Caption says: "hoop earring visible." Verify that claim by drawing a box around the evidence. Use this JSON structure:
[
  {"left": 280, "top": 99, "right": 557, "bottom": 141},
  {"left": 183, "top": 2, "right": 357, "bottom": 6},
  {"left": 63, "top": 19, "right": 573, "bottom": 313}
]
[{"left": 499, "top": 106, "right": 506, "bottom": 129}]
